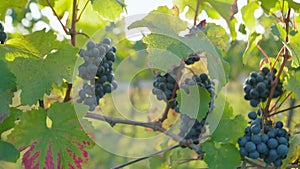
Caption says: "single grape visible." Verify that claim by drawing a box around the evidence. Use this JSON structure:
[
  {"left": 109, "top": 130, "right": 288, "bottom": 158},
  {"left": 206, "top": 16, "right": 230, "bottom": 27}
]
[
  {"left": 257, "top": 142, "right": 268, "bottom": 154},
  {"left": 248, "top": 111, "right": 257, "bottom": 120},
  {"left": 0, "top": 32, "right": 7, "bottom": 43},
  {"left": 277, "top": 144, "right": 288, "bottom": 156},
  {"left": 86, "top": 41, "right": 96, "bottom": 50},
  {"left": 245, "top": 142, "right": 256, "bottom": 152},
  {"left": 275, "top": 121, "right": 284, "bottom": 129},
  {"left": 249, "top": 151, "right": 259, "bottom": 159},
  {"left": 251, "top": 135, "right": 262, "bottom": 144},
  {"left": 267, "top": 138, "right": 279, "bottom": 149}
]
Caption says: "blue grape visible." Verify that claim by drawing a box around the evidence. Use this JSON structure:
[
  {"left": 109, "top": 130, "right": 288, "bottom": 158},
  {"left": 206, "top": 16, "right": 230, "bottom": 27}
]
[
  {"left": 278, "top": 137, "right": 288, "bottom": 145},
  {"left": 273, "top": 159, "right": 282, "bottom": 167},
  {"left": 277, "top": 144, "right": 288, "bottom": 156},
  {"left": 249, "top": 151, "right": 259, "bottom": 159},
  {"left": 257, "top": 143, "right": 268, "bottom": 154},
  {"left": 267, "top": 138, "right": 279, "bottom": 149},
  {"left": 275, "top": 121, "right": 284, "bottom": 129},
  {"left": 261, "top": 134, "right": 269, "bottom": 143},
  {"left": 239, "top": 147, "right": 247, "bottom": 156},
  {"left": 248, "top": 111, "right": 257, "bottom": 120},
  {"left": 245, "top": 142, "right": 256, "bottom": 152},
  {"left": 251, "top": 135, "right": 261, "bottom": 144},
  {"left": 238, "top": 137, "right": 248, "bottom": 147},
  {"left": 251, "top": 127, "right": 261, "bottom": 135}
]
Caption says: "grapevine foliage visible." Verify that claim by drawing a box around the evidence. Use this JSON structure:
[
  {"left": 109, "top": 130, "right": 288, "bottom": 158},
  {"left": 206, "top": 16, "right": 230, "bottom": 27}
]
[
  {"left": 8, "top": 103, "right": 94, "bottom": 169},
  {"left": 0, "top": 0, "right": 299, "bottom": 169}
]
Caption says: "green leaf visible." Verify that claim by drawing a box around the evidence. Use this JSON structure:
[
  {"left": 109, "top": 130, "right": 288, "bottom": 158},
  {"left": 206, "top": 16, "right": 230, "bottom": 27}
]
[
  {"left": 285, "top": 72, "right": 300, "bottom": 98},
  {"left": 241, "top": 2, "right": 260, "bottom": 33},
  {"left": 282, "top": 134, "right": 300, "bottom": 168},
  {"left": 238, "top": 24, "right": 247, "bottom": 34},
  {"left": 0, "top": 108, "right": 22, "bottom": 134},
  {"left": 149, "top": 32, "right": 227, "bottom": 89},
  {"left": 0, "top": 60, "right": 16, "bottom": 122},
  {"left": 287, "top": 0, "right": 300, "bottom": 11},
  {"left": 147, "top": 48, "right": 181, "bottom": 72},
  {"left": 173, "top": 0, "right": 198, "bottom": 19},
  {"left": 149, "top": 153, "right": 170, "bottom": 169},
  {"left": 8, "top": 102, "right": 94, "bottom": 169},
  {"left": 206, "top": 0, "right": 237, "bottom": 22},
  {"left": 203, "top": 23, "right": 230, "bottom": 54},
  {"left": 37, "top": 0, "right": 55, "bottom": 7},
  {"left": 258, "top": 0, "right": 277, "bottom": 12},
  {"left": 128, "top": 6, "right": 187, "bottom": 34},
  {"left": 178, "top": 87, "right": 210, "bottom": 121},
  {"left": 242, "top": 33, "right": 262, "bottom": 65},
  {"left": 0, "top": 140, "right": 20, "bottom": 162},
  {"left": 203, "top": 141, "right": 241, "bottom": 169},
  {"left": 0, "top": 0, "right": 27, "bottom": 20},
  {"left": 4, "top": 31, "right": 78, "bottom": 105},
  {"left": 91, "top": 0, "right": 125, "bottom": 21},
  {"left": 288, "top": 32, "right": 300, "bottom": 68},
  {"left": 210, "top": 100, "right": 247, "bottom": 143}
]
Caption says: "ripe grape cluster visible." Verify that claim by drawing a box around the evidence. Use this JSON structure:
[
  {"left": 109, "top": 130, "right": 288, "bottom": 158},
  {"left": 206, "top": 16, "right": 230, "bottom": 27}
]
[
  {"left": 178, "top": 73, "right": 215, "bottom": 144},
  {"left": 152, "top": 71, "right": 179, "bottom": 112},
  {"left": 238, "top": 110, "right": 289, "bottom": 167},
  {"left": 77, "top": 38, "right": 117, "bottom": 111},
  {"left": 243, "top": 67, "right": 283, "bottom": 107},
  {"left": 0, "top": 23, "right": 7, "bottom": 44}
]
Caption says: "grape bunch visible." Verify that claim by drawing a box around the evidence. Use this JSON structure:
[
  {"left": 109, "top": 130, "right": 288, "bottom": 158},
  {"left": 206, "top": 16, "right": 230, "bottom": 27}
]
[
  {"left": 0, "top": 23, "right": 7, "bottom": 44},
  {"left": 152, "top": 72, "right": 179, "bottom": 112},
  {"left": 77, "top": 38, "right": 117, "bottom": 110},
  {"left": 238, "top": 110, "right": 289, "bottom": 167},
  {"left": 243, "top": 67, "right": 283, "bottom": 107},
  {"left": 184, "top": 53, "right": 201, "bottom": 65},
  {"left": 178, "top": 73, "right": 215, "bottom": 144}
]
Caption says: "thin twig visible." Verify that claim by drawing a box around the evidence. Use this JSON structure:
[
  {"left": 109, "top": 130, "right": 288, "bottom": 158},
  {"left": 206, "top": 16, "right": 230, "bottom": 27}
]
[
  {"left": 85, "top": 112, "right": 201, "bottom": 151},
  {"left": 276, "top": 91, "right": 292, "bottom": 110},
  {"left": 272, "top": 46, "right": 285, "bottom": 68},
  {"left": 257, "top": 44, "right": 271, "bottom": 67},
  {"left": 111, "top": 144, "right": 180, "bottom": 169},
  {"left": 70, "top": 0, "right": 78, "bottom": 46},
  {"left": 77, "top": 0, "right": 90, "bottom": 22},
  {"left": 46, "top": 0, "right": 69, "bottom": 35},
  {"left": 193, "top": 0, "right": 201, "bottom": 26},
  {"left": 265, "top": 8, "right": 291, "bottom": 114},
  {"left": 76, "top": 31, "right": 90, "bottom": 39},
  {"left": 269, "top": 104, "right": 300, "bottom": 117},
  {"left": 159, "top": 62, "right": 184, "bottom": 123},
  {"left": 270, "top": 90, "right": 286, "bottom": 112},
  {"left": 63, "top": 83, "right": 72, "bottom": 102}
]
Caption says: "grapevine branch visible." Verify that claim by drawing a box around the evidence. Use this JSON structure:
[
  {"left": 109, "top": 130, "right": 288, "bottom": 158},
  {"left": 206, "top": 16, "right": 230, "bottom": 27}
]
[
  {"left": 85, "top": 112, "right": 202, "bottom": 151},
  {"left": 46, "top": 0, "right": 69, "bottom": 35},
  {"left": 77, "top": 0, "right": 90, "bottom": 22},
  {"left": 264, "top": 8, "right": 291, "bottom": 114},
  {"left": 159, "top": 62, "right": 184, "bottom": 123},
  {"left": 111, "top": 144, "right": 180, "bottom": 169},
  {"left": 194, "top": 0, "right": 201, "bottom": 26},
  {"left": 70, "top": 0, "right": 78, "bottom": 46},
  {"left": 269, "top": 104, "right": 300, "bottom": 117}
]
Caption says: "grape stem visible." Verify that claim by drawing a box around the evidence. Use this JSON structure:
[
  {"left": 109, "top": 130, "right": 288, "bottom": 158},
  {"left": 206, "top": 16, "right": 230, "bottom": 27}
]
[
  {"left": 159, "top": 62, "right": 184, "bottom": 123},
  {"left": 264, "top": 8, "right": 291, "bottom": 115},
  {"left": 85, "top": 112, "right": 200, "bottom": 150},
  {"left": 111, "top": 144, "right": 180, "bottom": 169},
  {"left": 46, "top": 0, "right": 69, "bottom": 35},
  {"left": 76, "top": 0, "right": 90, "bottom": 22},
  {"left": 193, "top": 0, "right": 201, "bottom": 26},
  {"left": 63, "top": 83, "right": 73, "bottom": 102},
  {"left": 268, "top": 104, "right": 300, "bottom": 117}
]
